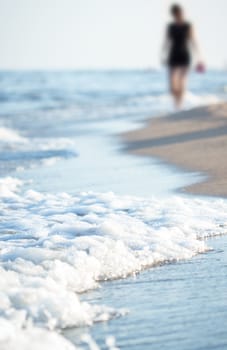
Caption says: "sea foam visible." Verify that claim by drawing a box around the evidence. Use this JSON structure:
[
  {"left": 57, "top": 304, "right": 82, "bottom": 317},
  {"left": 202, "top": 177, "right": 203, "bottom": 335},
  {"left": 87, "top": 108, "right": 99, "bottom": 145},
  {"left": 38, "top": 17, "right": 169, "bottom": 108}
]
[
  {"left": 0, "top": 177, "right": 227, "bottom": 348},
  {"left": 0, "top": 125, "right": 77, "bottom": 171}
]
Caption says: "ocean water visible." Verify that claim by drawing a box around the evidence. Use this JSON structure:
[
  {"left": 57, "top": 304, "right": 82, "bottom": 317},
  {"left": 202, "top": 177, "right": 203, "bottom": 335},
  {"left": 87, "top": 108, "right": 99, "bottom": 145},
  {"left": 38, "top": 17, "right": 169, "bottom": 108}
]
[{"left": 0, "top": 70, "right": 227, "bottom": 349}]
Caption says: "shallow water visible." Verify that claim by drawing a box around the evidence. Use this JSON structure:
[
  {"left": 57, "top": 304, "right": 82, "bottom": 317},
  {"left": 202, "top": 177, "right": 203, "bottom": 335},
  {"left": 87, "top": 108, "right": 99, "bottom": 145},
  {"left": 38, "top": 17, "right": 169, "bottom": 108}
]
[
  {"left": 20, "top": 120, "right": 203, "bottom": 197},
  {"left": 66, "top": 234, "right": 227, "bottom": 350},
  {"left": 0, "top": 70, "right": 227, "bottom": 349}
]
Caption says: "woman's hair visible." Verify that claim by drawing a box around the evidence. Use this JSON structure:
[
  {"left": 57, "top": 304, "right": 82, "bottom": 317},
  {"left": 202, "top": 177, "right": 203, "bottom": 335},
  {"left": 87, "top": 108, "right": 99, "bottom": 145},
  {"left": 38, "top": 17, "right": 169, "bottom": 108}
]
[{"left": 170, "top": 4, "right": 182, "bottom": 17}]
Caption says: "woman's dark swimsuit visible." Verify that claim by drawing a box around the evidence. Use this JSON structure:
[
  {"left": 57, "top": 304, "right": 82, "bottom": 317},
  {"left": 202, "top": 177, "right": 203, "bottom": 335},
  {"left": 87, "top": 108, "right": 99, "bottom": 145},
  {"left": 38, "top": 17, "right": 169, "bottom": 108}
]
[{"left": 168, "top": 22, "right": 191, "bottom": 68}]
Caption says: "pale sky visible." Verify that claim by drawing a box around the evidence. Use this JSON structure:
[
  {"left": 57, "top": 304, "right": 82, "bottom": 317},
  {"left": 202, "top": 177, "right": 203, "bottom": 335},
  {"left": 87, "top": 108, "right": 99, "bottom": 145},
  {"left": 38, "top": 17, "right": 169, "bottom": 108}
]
[{"left": 0, "top": 0, "right": 226, "bottom": 69}]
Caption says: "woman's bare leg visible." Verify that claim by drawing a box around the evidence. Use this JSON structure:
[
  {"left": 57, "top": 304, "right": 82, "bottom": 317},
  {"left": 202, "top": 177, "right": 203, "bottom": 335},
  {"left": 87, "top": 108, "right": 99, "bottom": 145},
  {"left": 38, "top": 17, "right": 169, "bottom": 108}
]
[
  {"left": 169, "top": 68, "right": 181, "bottom": 108},
  {"left": 169, "top": 67, "right": 188, "bottom": 108},
  {"left": 178, "top": 67, "right": 188, "bottom": 106}
]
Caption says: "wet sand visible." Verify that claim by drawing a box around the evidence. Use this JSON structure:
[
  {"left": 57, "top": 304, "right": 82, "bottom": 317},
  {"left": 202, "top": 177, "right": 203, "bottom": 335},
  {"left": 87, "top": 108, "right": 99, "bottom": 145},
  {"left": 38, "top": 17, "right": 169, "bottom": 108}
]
[{"left": 122, "top": 103, "right": 227, "bottom": 197}]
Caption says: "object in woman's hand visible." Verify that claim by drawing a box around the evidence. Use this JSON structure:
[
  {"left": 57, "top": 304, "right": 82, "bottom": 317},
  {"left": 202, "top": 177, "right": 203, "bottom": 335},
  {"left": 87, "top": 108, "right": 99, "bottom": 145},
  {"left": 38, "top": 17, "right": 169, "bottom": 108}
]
[{"left": 195, "top": 62, "right": 205, "bottom": 73}]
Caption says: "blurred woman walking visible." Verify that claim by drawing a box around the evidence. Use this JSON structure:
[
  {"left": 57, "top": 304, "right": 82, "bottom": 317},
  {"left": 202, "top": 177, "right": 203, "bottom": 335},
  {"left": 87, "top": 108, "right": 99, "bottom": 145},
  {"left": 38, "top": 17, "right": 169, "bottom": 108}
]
[{"left": 163, "top": 4, "right": 203, "bottom": 108}]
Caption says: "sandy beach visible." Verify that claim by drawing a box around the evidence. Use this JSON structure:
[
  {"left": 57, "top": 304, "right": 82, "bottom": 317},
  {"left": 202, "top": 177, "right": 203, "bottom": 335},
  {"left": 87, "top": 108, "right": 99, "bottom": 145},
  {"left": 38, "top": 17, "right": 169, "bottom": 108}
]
[{"left": 122, "top": 103, "right": 227, "bottom": 197}]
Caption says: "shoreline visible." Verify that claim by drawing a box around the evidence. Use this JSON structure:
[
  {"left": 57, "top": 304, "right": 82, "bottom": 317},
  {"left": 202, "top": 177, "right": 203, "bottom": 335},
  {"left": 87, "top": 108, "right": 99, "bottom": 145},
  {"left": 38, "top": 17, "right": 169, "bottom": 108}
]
[{"left": 121, "top": 102, "right": 227, "bottom": 198}]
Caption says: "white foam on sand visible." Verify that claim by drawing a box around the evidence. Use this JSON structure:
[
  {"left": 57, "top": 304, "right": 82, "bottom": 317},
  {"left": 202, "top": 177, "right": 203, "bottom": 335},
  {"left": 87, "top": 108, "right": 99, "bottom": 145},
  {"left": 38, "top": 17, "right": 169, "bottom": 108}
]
[
  {"left": 0, "top": 177, "right": 227, "bottom": 348},
  {"left": 149, "top": 91, "right": 221, "bottom": 111}
]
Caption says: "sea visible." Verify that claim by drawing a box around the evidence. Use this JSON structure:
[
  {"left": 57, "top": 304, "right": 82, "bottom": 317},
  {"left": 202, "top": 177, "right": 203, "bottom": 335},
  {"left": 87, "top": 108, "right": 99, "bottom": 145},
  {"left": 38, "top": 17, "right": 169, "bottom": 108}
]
[{"left": 0, "top": 69, "right": 227, "bottom": 350}]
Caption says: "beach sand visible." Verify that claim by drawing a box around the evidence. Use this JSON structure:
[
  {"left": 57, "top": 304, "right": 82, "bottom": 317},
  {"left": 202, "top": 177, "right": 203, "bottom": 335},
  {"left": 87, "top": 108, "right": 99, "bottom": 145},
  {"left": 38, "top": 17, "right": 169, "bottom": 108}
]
[{"left": 122, "top": 103, "right": 227, "bottom": 197}]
